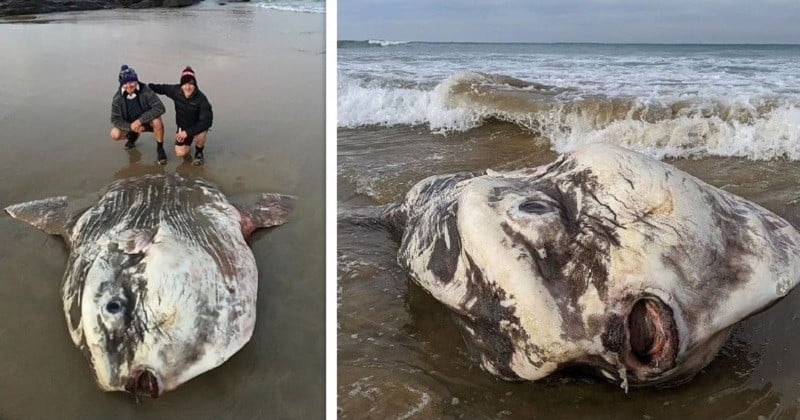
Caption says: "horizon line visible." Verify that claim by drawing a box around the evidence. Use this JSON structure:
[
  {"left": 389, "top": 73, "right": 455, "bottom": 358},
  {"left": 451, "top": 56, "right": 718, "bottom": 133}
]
[{"left": 339, "top": 39, "right": 800, "bottom": 46}]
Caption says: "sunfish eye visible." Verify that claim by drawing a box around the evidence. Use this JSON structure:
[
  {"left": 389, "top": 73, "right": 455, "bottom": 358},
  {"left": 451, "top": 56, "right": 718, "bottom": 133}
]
[
  {"left": 105, "top": 300, "right": 124, "bottom": 315},
  {"left": 518, "top": 200, "right": 549, "bottom": 214}
]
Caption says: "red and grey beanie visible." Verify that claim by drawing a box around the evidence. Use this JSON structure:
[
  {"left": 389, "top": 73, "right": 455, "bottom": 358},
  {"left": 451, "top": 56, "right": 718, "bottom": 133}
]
[
  {"left": 179, "top": 66, "right": 197, "bottom": 86},
  {"left": 118, "top": 64, "right": 139, "bottom": 85}
]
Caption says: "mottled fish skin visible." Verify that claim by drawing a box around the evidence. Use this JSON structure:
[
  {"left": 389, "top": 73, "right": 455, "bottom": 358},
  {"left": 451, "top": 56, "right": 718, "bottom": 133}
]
[
  {"left": 6, "top": 174, "right": 290, "bottom": 396},
  {"left": 390, "top": 143, "right": 800, "bottom": 388}
]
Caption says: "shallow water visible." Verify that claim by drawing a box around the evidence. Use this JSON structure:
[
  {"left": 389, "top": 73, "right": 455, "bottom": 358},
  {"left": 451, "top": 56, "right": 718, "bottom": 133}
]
[
  {"left": 0, "top": 4, "right": 324, "bottom": 419},
  {"left": 338, "top": 123, "right": 800, "bottom": 419}
]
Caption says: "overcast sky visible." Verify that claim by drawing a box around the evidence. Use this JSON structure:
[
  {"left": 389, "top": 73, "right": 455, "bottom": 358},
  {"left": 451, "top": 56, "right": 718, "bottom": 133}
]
[{"left": 338, "top": 0, "right": 800, "bottom": 44}]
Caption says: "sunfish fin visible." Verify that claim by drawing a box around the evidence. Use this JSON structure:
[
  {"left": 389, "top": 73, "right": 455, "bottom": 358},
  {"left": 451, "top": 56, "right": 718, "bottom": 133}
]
[
  {"left": 237, "top": 193, "right": 295, "bottom": 237},
  {"left": 5, "top": 197, "right": 70, "bottom": 237},
  {"left": 337, "top": 203, "right": 405, "bottom": 232}
]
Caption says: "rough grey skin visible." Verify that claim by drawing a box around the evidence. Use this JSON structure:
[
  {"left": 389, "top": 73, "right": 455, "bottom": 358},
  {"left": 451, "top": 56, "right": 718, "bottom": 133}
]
[
  {"left": 382, "top": 143, "right": 800, "bottom": 389},
  {"left": 5, "top": 174, "right": 292, "bottom": 398}
]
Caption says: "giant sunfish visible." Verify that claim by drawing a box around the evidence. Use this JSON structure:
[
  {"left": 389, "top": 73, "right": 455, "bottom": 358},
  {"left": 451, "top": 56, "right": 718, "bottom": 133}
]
[
  {"left": 380, "top": 143, "right": 800, "bottom": 389},
  {"left": 5, "top": 174, "right": 292, "bottom": 398}
]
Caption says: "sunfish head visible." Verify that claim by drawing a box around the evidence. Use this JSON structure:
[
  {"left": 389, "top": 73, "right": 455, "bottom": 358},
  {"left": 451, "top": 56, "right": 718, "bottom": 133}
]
[
  {"left": 69, "top": 224, "right": 256, "bottom": 398},
  {"left": 393, "top": 144, "right": 800, "bottom": 388}
]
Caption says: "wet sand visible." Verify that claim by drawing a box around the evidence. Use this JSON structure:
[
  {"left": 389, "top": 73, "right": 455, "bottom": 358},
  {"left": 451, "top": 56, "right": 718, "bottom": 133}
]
[{"left": 0, "top": 3, "right": 324, "bottom": 418}]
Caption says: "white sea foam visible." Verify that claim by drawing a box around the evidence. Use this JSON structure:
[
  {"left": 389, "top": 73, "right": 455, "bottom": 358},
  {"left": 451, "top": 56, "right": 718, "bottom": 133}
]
[
  {"left": 550, "top": 104, "right": 800, "bottom": 160},
  {"left": 398, "top": 386, "right": 432, "bottom": 420},
  {"left": 338, "top": 74, "right": 483, "bottom": 133},
  {"left": 339, "top": 65, "right": 800, "bottom": 161},
  {"left": 254, "top": 0, "right": 324, "bottom": 14},
  {"left": 367, "top": 40, "right": 411, "bottom": 47}
]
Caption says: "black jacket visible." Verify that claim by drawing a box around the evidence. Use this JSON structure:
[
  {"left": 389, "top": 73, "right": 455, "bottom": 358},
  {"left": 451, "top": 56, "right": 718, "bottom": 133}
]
[
  {"left": 148, "top": 83, "right": 213, "bottom": 136},
  {"left": 110, "top": 83, "right": 165, "bottom": 131}
]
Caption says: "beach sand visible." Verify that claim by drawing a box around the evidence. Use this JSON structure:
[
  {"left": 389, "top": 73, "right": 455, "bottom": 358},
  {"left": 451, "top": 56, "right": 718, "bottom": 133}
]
[{"left": 0, "top": 2, "right": 324, "bottom": 417}]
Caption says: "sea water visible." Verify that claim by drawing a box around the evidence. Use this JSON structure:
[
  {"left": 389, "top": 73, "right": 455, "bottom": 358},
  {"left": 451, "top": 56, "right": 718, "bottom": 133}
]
[{"left": 340, "top": 42, "right": 800, "bottom": 159}]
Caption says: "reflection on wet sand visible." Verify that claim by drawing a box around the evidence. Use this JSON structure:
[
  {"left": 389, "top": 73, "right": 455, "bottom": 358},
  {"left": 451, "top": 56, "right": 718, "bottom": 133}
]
[{"left": 113, "top": 149, "right": 214, "bottom": 181}]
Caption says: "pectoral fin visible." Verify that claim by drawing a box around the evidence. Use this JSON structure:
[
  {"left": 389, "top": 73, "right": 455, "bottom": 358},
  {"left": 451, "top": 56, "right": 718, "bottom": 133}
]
[
  {"left": 5, "top": 197, "right": 70, "bottom": 237},
  {"left": 237, "top": 193, "right": 295, "bottom": 237}
]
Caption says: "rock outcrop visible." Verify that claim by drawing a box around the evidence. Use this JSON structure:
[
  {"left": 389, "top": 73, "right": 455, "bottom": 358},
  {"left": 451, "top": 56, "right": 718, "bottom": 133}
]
[{"left": 0, "top": 0, "right": 204, "bottom": 17}]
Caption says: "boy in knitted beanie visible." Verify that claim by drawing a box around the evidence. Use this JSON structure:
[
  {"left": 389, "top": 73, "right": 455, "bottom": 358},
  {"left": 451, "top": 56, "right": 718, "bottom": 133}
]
[
  {"left": 109, "top": 64, "right": 168, "bottom": 164},
  {"left": 149, "top": 66, "right": 214, "bottom": 165}
]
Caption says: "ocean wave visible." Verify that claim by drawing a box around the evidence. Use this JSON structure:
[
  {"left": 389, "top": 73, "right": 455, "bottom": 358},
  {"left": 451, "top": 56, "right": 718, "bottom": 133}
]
[
  {"left": 338, "top": 73, "right": 483, "bottom": 132},
  {"left": 338, "top": 72, "right": 800, "bottom": 160},
  {"left": 339, "top": 40, "right": 412, "bottom": 48},
  {"left": 254, "top": 0, "right": 324, "bottom": 14},
  {"left": 367, "top": 39, "right": 410, "bottom": 47}
]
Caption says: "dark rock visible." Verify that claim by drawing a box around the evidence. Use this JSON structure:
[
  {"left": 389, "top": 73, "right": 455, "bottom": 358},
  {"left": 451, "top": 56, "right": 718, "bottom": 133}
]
[
  {"left": 0, "top": 0, "right": 204, "bottom": 17},
  {"left": 160, "top": 0, "right": 200, "bottom": 7}
]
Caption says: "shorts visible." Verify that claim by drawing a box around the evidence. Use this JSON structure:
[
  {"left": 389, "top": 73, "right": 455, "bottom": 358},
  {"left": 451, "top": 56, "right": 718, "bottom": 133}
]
[
  {"left": 123, "top": 122, "right": 153, "bottom": 133},
  {"left": 175, "top": 129, "right": 207, "bottom": 147},
  {"left": 175, "top": 132, "right": 194, "bottom": 147}
]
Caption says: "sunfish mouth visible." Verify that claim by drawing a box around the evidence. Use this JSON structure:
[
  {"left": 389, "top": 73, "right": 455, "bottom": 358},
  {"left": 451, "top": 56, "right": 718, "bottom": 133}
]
[
  {"left": 624, "top": 297, "right": 679, "bottom": 376},
  {"left": 125, "top": 367, "right": 163, "bottom": 400}
]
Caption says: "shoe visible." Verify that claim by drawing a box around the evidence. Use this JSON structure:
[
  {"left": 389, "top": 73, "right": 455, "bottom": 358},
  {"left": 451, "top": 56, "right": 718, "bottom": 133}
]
[
  {"left": 192, "top": 150, "right": 204, "bottom": 166},
  {"left": 124, "top": 132, "right": 139, "bottom": 150},
  {"left": 157, "top": 148, "right": 168, "bottom": 165}
]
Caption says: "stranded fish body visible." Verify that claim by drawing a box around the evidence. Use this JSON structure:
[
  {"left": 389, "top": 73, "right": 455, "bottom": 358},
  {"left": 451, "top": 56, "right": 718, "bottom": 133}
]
[
  {"left": 5, "top": 174, "right": 292, "bottom": 398},
  {"left": 384, "top": 143, "right": 800, "bottom": 388}
]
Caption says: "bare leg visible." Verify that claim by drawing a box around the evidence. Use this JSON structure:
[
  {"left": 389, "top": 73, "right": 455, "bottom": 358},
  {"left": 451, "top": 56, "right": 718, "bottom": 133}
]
[
  {"left": 150, "top": 117, "right": 167, "bottom": 165},
  {"left": 112, "top": 127, "right": 139, "bottom": 150},
  {"left": 110, "top": 127, "right": 128, "bottom": 141},
  {"left": 174, "top": 145, "right": 191, "bottom": 158},
  {"left": 151, "top": 117, "right": 165, "bottom": 143},
  {"left": 192, "top": 131, "right": 207, "bottom": 165},
  {"left": 194, "top": 131, "right": 207, "bottom": 148}
]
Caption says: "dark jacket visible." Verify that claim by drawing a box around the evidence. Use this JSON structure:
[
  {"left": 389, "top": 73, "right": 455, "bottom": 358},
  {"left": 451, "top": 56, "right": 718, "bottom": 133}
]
[
  {"left": 110, "top": 83, "right": 165, "bottom": 131},
  {"left": 148, "top": 83, "right": 213, "bottom": 136}
]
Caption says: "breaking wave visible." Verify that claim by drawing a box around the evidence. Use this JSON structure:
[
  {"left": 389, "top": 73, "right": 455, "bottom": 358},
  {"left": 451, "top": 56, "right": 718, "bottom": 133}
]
[
  {"left": 339, "top": 40, "right": 412, "bottom": 48},
  {"left": 368, "top": 40, "right": 411, "bottom": 47},
  {"left": 254, "top": 0, "right": 324, "bottom": 14},
  {"left": 338, "top": 72, "right": 800, "bottom": 160}
]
